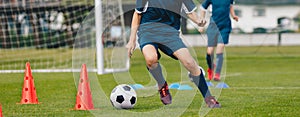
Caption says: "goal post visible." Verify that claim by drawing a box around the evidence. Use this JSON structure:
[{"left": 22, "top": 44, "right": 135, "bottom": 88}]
[
  {"left": 95, "top": 0, "right": 130, "bottom": 74},
  {"left": 95, "top": 0, "right": 104, "bottom": 74},
  {"left": 0, "top": 0, "right": 130, "bottom": 74}
]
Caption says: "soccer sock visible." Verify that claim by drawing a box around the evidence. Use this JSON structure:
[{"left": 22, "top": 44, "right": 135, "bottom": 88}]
[
  {"left": 206, "top": 53, "right": 214, "bottom": 69},
  {"left": 215, "top": 53, "right": 224, "bottom": 74},
  {"left": 147, "top": 63, "right": 166, "bottom": 89},
  {"left": 189, "top": 70, "right": 211, "bottom": 98}
]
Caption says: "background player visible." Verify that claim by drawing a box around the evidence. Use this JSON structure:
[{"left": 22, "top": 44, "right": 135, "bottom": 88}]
[{"left": 200, "top": 0, "right": 239, "bottom": 81}]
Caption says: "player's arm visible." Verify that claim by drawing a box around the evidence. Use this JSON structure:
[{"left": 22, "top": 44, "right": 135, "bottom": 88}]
[
  {"left": 187, "top": 12, "right": 206, "bottom": 27},
  {"left": 230, "top": 5, "right": 239, "bottom": 22},
  {"left": 199, "top": 7, "right": 206, "bottom": 21},
  {"left": 126, "top": 11, "right": 141, "bottom": 58},
  {"left": 187, "top": 12, "right": 206, "bottom": 32},
  {"left": 186, "top": 0, "right": 211, "bottom": 32},
  {"left": 183, "top": 0, "right": 206, "bottom": 32}
]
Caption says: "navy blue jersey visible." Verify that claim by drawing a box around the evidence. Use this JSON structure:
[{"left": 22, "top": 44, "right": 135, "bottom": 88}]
[
  {"left": 202, "top": 0, "right": 234, "bottom": 28},
  {"left": 136, "top": 0, "right": 196, "bottom": 31}
]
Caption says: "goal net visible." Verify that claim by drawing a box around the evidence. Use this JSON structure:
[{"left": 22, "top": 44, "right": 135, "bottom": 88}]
[{"left": 0, "top": 0, "right": 129, "bottom": 74}]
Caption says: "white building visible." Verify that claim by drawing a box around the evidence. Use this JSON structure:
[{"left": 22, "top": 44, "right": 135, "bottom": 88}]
[{"left": 232, "top": 0, "right": 300, "bottom": 33}]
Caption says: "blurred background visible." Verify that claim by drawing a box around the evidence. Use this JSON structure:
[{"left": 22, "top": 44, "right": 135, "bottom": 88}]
[{"left": 0, "top": 0, "right": 299, "bottom": 49}]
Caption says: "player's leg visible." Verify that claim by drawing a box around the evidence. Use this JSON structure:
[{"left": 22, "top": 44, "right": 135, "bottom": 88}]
[
  {"left": 142, "top": 44, "right": 171, "bottom": 105},
  {"left": 214, "top": 43, "right": 225, "bottom": 81},
  {"left": 214, "top": 31, "right": 229, "bottom": 81},
  {"left": 206, "top": 24, "right": 218, "bottom": 80},
  {"left": 173, "top": 48, "right": 210, "bottom": 97},
  {"left": 142, "top": 44, "right": 165, "bottom": 87},
  {"left": 173, "top": 48, "right": 220, "bottom": 108},
  {"left": 206, "top": 47, "right": 215, "bottom": 80}
]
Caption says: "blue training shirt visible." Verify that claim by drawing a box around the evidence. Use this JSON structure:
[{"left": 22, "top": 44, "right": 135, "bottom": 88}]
[
  {"left": 135, "top": 0, "right": 196, "bottom": 31},
  {"left": 202, "top": 0, "right": 234, "bottom": 28}
]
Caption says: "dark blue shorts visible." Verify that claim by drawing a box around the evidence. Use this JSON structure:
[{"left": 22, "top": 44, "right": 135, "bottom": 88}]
[
  {"left": 206, "top": 23, "right": 231, "bottom": 47},
  {"left": 138, "top": 29, "right": 186, "bottom": 60}
]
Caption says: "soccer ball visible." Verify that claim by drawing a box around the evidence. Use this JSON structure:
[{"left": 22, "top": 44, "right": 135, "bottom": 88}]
[{"left": 110, "top": 84, "right": 137, "bottom": 109}]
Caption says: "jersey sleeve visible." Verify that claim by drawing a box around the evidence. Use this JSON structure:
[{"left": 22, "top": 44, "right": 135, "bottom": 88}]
[
  {"left": 201, "top": 0, "right": 211, "bottom": 10},
  {"left": 182, "top": 0, "right": 197, "bottom": 13},
  {"left": 135, "top": 0, "right": 148, "bottom": 14}
]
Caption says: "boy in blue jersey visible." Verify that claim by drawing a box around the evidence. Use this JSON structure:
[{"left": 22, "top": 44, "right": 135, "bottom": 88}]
[
  {"left": 126, "top": 0, "right": 220, "bottom": 108},
  {"left": 200, "top": 0, "right": 239, "bottom": 81}
]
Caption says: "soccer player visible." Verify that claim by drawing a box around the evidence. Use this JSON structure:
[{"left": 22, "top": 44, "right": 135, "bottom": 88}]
[
  {"left": 200, "top": 0, "right": 239, "bottom": 81},
  {"left": 126, "top": 0, "right": 220, "bottom": 108}
]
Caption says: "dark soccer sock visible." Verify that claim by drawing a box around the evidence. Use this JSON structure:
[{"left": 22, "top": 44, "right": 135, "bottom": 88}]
[
  {"left": 148, "top": 63, "right": 166, "bottom": 88},
  {"left": 206, "top": 53, "right": 214, "bottom": 69},
  {"left": 215, "top": 53, "right": 224, "bottom": 74},
  {"left": 189, "top": 70, "right": 211, "bottom": 98}
]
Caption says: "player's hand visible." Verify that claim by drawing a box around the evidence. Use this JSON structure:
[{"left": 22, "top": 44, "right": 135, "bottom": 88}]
[
  {"left": 198, "top": 27, "right": 205, "bottom": 33},
  {"left": 126, "top": 36, "right": 136, "bottom": 58},
  {"left": 197, "top": 19, "right": 206, "bottom": 27},
  {"left": 233, "top": 15, "right": 239, "bottom": 22},
  {"left": 126, "top": 42, "right": 135, "bottom": 58}
]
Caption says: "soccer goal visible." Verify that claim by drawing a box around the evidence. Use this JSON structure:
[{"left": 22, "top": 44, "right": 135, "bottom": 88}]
[{"left": 0, "top": 0, "right": 129, "bottom": 74}]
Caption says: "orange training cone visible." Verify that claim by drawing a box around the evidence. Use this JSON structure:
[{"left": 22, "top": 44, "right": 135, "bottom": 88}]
[
  {"left": 0, "top": 104, "right": 3, "bottom": 117},
  {"left": 19, "top": 62, "right": 39, "bottom": 104},
  {"left": 74, "top": 64, "right": 94, "bottom": 110}
]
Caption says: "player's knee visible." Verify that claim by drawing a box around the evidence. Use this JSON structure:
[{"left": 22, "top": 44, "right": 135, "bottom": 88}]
[
  {"left": 145, "top": 57, "right": 158, "bottom": 68},
  {"left": 207, "top": 48, "right": 214, "bottom": 54}
]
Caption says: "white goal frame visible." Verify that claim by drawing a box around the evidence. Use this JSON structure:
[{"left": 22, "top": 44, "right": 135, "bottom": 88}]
[{"left": 95, "top": 0, "right": 130, "bottom": 74}]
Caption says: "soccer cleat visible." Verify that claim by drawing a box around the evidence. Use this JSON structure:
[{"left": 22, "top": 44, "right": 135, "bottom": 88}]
[
  {"left": 207, "top": 64, "right": 215, "bottom": 81},
  {"left": 158, "top": 82, "right": 172, "bottom": 105},
  {"left": 205, "top": 96, "right": 221, "bottom": 108},
  {"left": 207, "top": 68, "right": 213, "bottom": 81},
  {"left": 214, "top": 73, "right": 220, "bottom": 81}
]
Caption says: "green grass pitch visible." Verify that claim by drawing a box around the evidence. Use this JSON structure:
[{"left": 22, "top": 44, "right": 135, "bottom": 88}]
[{"left": 0, "top": 46, "right": 300, "bottom": 116}]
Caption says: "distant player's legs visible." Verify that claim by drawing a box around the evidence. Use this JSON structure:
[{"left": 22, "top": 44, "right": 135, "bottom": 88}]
[
  {"left": 214, "top": 43, "right": 225, "bottom": 81},
  {"left": 206, "top": 47, "right": 215, "bottom": 80},
  {"left": 142, "top": 44, "right": 171, "bottom": 105},
  {"left": 206, "top": 47, "right": 215, "bottom": 69},
  {"left": 206, "top": 24, "right": 218, "bottom": 80}
]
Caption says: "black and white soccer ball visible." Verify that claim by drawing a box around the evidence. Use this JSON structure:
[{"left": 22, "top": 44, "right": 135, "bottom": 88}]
[{"left": 110, "top": 84, "right": 137, "bottom": 109}]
